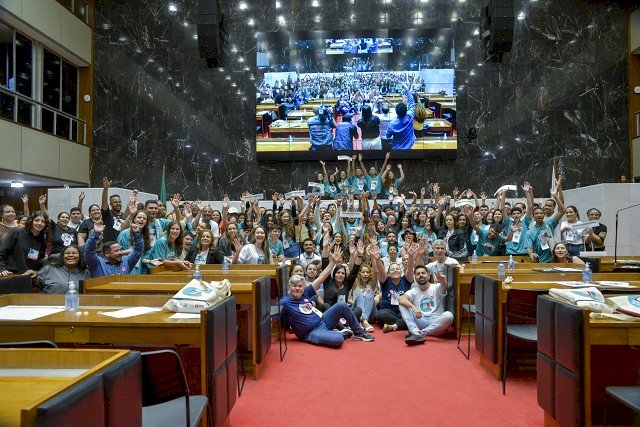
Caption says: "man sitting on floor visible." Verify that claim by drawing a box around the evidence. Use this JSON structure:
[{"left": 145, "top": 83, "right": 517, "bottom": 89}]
[
  {"left": 280, "top": 247, "right": 374, "bottom": 348},
  {"left": 398, "top": 264, "right": 454, "bottom": 346}
]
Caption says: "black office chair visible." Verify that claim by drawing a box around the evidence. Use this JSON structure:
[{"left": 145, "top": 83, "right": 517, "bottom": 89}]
[
  {"left": 457, "top": 276, "right": 476, "bottom": 359},
  {"left": 0, "top": 340, "right": 58, "bottom": 348},
  {"left": 603, "top": 386, "right": 640, "bottom": 427},
  {"left": 502, "top": 289, "right": 541, "bottom": 395},
  {"left": 270, "top": 276, "right": 288, "bottom": 362},
  {"left": 141, "top": 350, "right": 209, "bottom": 427}
]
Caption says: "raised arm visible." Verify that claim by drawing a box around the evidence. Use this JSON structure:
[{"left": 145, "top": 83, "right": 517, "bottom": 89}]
[
  {"left": 551, "top": 178, "right": 566, "bottom": 222},
  {"left": 311, "top": 246, "right": 342, "bottom": 291},
  {"left": 405, "top": 242, "right": 418, "bottom": 283},
  {"left": 358, "top": 154, "right": 370, "bottom": 179},
  {"left": 380, "top": 152, "right": 390, "bottom": 178},
  {"left": 101, "top": 177, "right": 111, "bottom": 211},
  {"left": 38, "top": 194, "right": 49, "bottom": 219},
  {"left": 368, "top": 244, "right": 387, "bottom": 283},
  {"left": 77, "top": 192, "right": 85, "bottom": 220},
  {"left": 320, "top": 160, "right": 329, "bottom": 180},
  {"left": 522, "top": 181, "right": 534, "bottom": 219},
  {"left": 21, "top": 194, "right": 29, "bottom": 217},
  {"left": 169, "top": 194, "right": 182, "bottom": 223}
]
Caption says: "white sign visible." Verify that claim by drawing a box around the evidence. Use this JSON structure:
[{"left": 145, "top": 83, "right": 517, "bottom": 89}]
[
  {"left": 570, "top": 220, "right": 599, "bottom": 230},
  {"left": 308, "top": 182, "right": 325, "bottom": 189},
  {"left": 242, "top": 193, "right": 264, "bottom": 202},
  {"left": 494, "top": 185, "right": 517, "bottom": 196},
  {"left": 285, "top": 190, "right": 306, "bottom": 199},
  {"left": 304, "top": 190, "right": 324, "bottom": 199},
  {"left": 337, "top": 155, "right": 351, "bottom": 161},
  {"left": 454, "top": 199, "right": 475, "bottom": 208},
  {"left": 340, "top": 211, "right": 363, "bottom": 219}
]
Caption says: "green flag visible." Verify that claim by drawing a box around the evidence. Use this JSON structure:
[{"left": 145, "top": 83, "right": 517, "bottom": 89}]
[{"left": 160, "top": 164, "right": 167, "bottom": 204}]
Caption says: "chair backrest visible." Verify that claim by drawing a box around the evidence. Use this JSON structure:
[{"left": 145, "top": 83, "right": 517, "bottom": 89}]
[
  {"left": 580, "top": 257, "right": 600, "bottom": 273},
  {"left": 474, "top": 275, "right": 499, "bottom": 363},
  {"left": 0, "top": 274, "right": 32, "bottom": 293},
  {"left": 34, "top": 374, "right": 106, "bottom": 427},
  {"left": 101, "top": 351, "right": 142, "bottom": 427},
  {"left": 443, "top": 264, "right": 457, "bottom": 318},
  {"left": 253, "top": 276, "right": 272, "bottom": 365},
  {"left": 505, "top": 289, "right": 540, "bottom": 325},
  {"left": 0, "top": 340, "right": 58, "bottom": 348},
  {"left": 141, "top": 350, "right": 189, "bottom": 406},
  {"left": 203, "top": 295, "right": 238, "bottom": 427}
]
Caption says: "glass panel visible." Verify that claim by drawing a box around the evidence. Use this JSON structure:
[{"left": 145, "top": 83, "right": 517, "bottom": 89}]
[
  {"left": 77, "top": 1, "right": 89, "bottom": 23},
  {"left": 43, "top": 49, "right": 61, "bottom": 109},
  {"left": 56, "top": 114, "right": 70, "bottom": 138},
  {"left": 0, "top": 22, "right": 13, "bottom": 90},
  {"left": 42, "top": 108, "right": 55, "bottom": 133},
  {"left": 16, "top": 99, "right": 32, "bottom": 126},
  {"left": 71, "top": 119, "right": 78, "bottom": 142},
  {"left": 0, "top": 91, "right": 14, "bottom": 120},
  {"left": 15, "top": 33, "right": 32, "bottom": 97},
  {"left": 61, "top": 60, "right": 77, "bottom": 115}
]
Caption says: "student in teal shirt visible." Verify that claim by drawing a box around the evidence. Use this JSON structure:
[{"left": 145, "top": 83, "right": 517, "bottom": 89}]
[
  {"left": 525, "top": 185, "right": 565, "bottom": 263},
  {"left": 357, "top": 152, "right": 389, "bottom": 197},
  {"left": 320, "top": 160, "right": 339, "bottom": 198},
  {"left": 268, "top": 225, "right": 285, "bottom": 262}
]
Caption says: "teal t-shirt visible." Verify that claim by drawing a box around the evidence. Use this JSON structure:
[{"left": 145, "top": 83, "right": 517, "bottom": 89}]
[
  {"left": 367, "top": 174, "right": 383, "bottom": 195},
  {"left": 352, "top": 176, "right": 367, "bottom": 195},
  {"left": 324, "top": 179, "right": 338, "bottom": 198},
  {"left": 504, "top": 216, "right": 531, "bottom": 255},
  {"left": 524, "top": 217, "right": 558, "bottom": 263},
  {"left": 475, "top": 227, "right": 502, "bottom": 256}
]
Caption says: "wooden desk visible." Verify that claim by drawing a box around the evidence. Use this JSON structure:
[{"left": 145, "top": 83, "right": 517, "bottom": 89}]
[
  {"left": 256, "top": 104, "right": 278, "bottom": 113},
  {"left": 0, "top": 348, "right": 131, "bottom": 426},
  {"left": 269, "top": 122, "right": 310, "bottom": 138},
  {"left": 477, "top": 276, "right": 640, "bottom": 380},
  {"left": 423, "top": 119, "right": 452, "bottom": 133},
  {"left": 256, "top": 137, "right": 311, "bottom": 152},
  {"left": 597, "top": 256, "right": 640, "bottom": 272},
  {"left": 286, "top": 111, "right": 314, "bottom": 120},
  {"left": 307, "top": 98, "right": 337, "bottom": 105}
]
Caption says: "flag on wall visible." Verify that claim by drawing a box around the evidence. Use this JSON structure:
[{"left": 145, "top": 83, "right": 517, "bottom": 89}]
[{"left": 160, "top": 164, "right": 167, "bottom": 203}]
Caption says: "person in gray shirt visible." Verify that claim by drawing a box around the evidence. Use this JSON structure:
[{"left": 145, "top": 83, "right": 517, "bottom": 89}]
[{"left": 35, "top": 245, "right": 91, "bottom": 294}]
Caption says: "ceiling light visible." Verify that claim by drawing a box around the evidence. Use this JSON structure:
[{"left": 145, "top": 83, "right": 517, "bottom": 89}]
[
  {"left": 11, "top": 181, "right": 24, "bottom": 188},
  {"left": 248, "top": 18, "right": 255, "bottom": 26},
  {"left": 517, "top": 11, "right": 525, "bottom": 20},
  {"left": 168, "top": 3, "right": 178, "bottom": 12},
  {"left": 239, "top": 2, "right": 248, "bottom": 10}
]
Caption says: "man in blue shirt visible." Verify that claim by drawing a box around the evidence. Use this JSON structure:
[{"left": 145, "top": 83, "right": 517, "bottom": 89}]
[
  {"left": 85, "top": 221, "right": 143, "bottom": 277},
  {"left": 280, "top": 247, "right": 374, "bottom": 347},
  {"left": 525, "top": 183, "right": 565, "bottom": 263},
  {"left": 385, "top": 86, "right": 416, "bottom": 150},
  {"left": 308, "top": 105, "right": 336, "bottom": 152}
]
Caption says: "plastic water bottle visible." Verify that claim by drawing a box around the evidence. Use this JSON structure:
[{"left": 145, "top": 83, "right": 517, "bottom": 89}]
[
  {"left": 193, "top": 264, "right": 202, "bottom": 281},
  {"left": 442, "top": 132, "right": 447, "bottom": 141},
  {"left": 508, "top": 255, "right": 516, "bottom": 272},
  {"left": 497, "top": 261, "right": 506, "bottom": 280},
  {"left": 288, "top": 135, "right": 293, "bottom": 145},
  {"left": 65, "top": 281, "right": 79, "bottom": 311},
  {"left": 471, "top": 250, "right": 478, "bottom": 264},
  {"left": 582, "top": 262, "right": 592, "bottom": 283},
  {"left": 222, "top": 257, "right": 231, "bottom": 272}
]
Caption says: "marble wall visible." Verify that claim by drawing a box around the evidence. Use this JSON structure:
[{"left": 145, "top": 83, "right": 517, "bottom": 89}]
[{"left": 92, "top": 0, "right": 629, "bottom": 200}]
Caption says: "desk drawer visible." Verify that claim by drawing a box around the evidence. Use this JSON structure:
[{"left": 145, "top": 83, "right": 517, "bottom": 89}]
[
  {"left": 55, "top": 326, "right": 90, "bottom": 342},
  {"left": 629, "top": 329, "right": 640, "bottom": 345}
]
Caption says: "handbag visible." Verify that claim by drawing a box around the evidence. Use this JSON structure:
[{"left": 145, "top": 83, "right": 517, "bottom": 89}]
[{"left": 162, "top": 279, "right": 232, "bottom": 313}]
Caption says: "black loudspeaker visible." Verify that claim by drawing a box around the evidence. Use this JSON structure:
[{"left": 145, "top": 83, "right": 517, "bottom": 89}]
[
  {"left": 197, "top": 0, "right": 225, "bottom": 67},
  {"left": 482, "top": 0, "right": 514, "bottom": 57}
]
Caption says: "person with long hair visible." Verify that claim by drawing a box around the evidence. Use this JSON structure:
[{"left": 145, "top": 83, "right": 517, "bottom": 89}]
[
  {"left": 381, "top": 164, "right": 405, "bottom": 197},
  {"left": 37, "top": 194, "right": 77, "bottom": 258},
  {"left": 279, "top": 209, "right": 300, "bottom": 258},
  {"left": 35, "top": 245, "right": 90, "bottom": 293},
  {"left": 551, "top": 242, "right": 585, "bottom": 265},
  {"left": 358, "top": 104, "right": 382, "bottom": 150},
  {"left": 77, "top": 203, "right": 103, "bottom": 246},
  {"left": 319, "top": 161, "right": 339, "bottom": 198},
  {"left": 0, "top": 211, "right": 49, "bottom": 276},
  {"left": 150, "top": 220, "right": 191, "bottom": 270},
  {"left": 233, "top": 225, "right": 272, "bottom": 264},
  {"left": 117, "top": 210, "right": 153, "bottom": 274},
  {"left": 217, "top": 222, "right": 246, "bottom": 262},
  {"left": 559, "top": 205, "right": 588, "bottom": 257},
  {"left": 350, "top": 261, "right": 378, "bottom": 332},
  {"left": 0, "top": 204, "right": 17, "bottom": 243},
  {"left": 186, "top": 229, "right": 218, "bottom": 265}
]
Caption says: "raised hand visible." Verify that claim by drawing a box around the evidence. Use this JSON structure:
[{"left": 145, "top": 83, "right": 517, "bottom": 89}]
[
  {"left": 94, "top": 220, "right": 105, "bottom": 234},
  {"left": 170, "top": 194, "right": 180, "bottom": 209},
  {"left": 319, "top": 160, "right": 325, "bottom": 166},
  {"left": 38, "top": 194, "right": 47, "bottom": 205},
  {"left": 102, "top": 177, "right": 112, "bottom": 189},
  {"left": 397, "top": 164, "right": 403, "bottom": 170},
  {"left": 480, "top": 191, "right": 487, "bottom": 200},
  {"left": 521, "top": 181, "right": 532, "bottom": 193},
  {"left": 432, "top": 183, "right": 440, "bottom": 194},
  {"left": 21, "top": 194, "right": 28, "bottom": 203},
  {"left": 331, "top": 246, "right": 344, "bottom": 264},
  {"left": 233, "top": 237, "right": 243, "bottom": 251},
  {"left": 368, "top": 244, "right": 381, "bottom": 259},
  {"left": 356, "top": 239, "right": 365, "bottom": 256},
  {"left": 358, "top": 153, "right": 363, "bottom": 161},
  {"left": 452, "top": 187, "right": 459, "bottom": 197},
  {"left": 407, "top": 242, "right": 419, "bottom": 257},
  {"left": 79, "top": 191, "right": 86, "bottom": 201},
  {"left": 385, "top": 152, "right": 391, "bottom": 160},
  {"left": 322, "top": 231, "right": 331, "bottom": 248}
]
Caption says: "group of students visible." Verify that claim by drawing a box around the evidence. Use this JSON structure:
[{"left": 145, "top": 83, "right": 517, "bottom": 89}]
[{"left": 0, "top": 171, "right": 607, "bottom": 346}]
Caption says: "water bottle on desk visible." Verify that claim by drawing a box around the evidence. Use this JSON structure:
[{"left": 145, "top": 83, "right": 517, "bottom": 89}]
[
  {"left": 582, "top": 262, "right": 592, "bottom": 283},
  {"left": 222, "top": 257, "right": 231, "bottom": 272},
  {"left": 497, "top": 261, "right": 506, "bottom": 280},
  {"left": 471, "top": 249, "right": 478, "bottom": 264},
  {"left": 288, "top": 135, "right": 293, "bottom": 145},
  {"left": 65, "top": 281, "right": 79, "bottom": 311},
  {"left": 507, "top": 255, "right": 516, "bottom": 272},
  {"left": 193, "top": 264, "right": 202, "bottom": 281}
]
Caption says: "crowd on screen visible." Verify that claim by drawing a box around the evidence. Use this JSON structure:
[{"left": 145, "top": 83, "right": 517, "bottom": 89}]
[{"left": 0, "top": 167, "right": 607, "bottom": 346}]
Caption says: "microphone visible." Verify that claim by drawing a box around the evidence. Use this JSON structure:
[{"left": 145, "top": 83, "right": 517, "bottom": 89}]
[{"left": 614, "top": 203, "right": 640, "bottom": 265}]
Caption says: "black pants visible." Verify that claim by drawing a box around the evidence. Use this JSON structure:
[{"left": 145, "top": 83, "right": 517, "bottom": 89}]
[{"left": 375, "top": 306, "right": 407, "bottom": 329}]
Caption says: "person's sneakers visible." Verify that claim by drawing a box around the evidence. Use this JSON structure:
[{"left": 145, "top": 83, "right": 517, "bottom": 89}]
[
  {"left": 405, "top": 333, "right": 426, "bottom": 346},
  {"left": 353, "top": 331, "right": 375, "bottom": 342},
  {"left": 362, "top": 319, "right": 374, "bottom": 333},
  {"left": 405, "top": 331, "right": 413, "bottom": 339},
  {"left": 335, "top": 327, "right": 353, "bottom": 339},
  {"left": 383, "top": 324, "right": 398, "bottom": 333}
]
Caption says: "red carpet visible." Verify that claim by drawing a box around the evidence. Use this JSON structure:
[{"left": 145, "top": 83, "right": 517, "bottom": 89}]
[{"left": 231, "top": 328, "right": 543, "bottom": 426}]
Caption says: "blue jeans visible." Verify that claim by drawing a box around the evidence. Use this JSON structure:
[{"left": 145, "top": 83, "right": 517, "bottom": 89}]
[
  {"left": 399, "top": 306, "right": 453, "bottom": 337},
  {"left": 305, "top": 302, "right": 366, "bottom": 348},
  {"left": 353, "top": 288, "right": 377, "bottom": 322},
  {"left": 283, "top": 242, "right": 300, "bottom": 259},
  {"left": 564, "top": 243, "right": 584, "bottom": 257}
]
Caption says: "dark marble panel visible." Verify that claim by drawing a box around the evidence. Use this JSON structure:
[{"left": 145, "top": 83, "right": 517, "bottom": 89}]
[{"left": 92, "top": 0, "right": 629, "bottom": 199}]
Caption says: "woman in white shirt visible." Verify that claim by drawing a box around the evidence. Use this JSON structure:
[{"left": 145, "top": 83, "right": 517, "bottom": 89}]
[
  {"left": 560, "top": 206, "right": 588, "bottom": 257},
  {"left": 233, "top": 225, "right": 272, "bottom": 265}
]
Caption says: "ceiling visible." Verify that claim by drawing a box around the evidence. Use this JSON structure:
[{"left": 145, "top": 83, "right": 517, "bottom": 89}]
[{"left": 0, "top": 169, "right": 87, "bottom": 188}]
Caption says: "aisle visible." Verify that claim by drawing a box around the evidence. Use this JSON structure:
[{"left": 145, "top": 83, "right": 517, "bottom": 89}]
[{"left": 231, "top": 329, "right": 542, "bottom": 426}]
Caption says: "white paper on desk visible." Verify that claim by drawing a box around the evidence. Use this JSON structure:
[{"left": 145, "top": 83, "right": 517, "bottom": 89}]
[
  {"left": 100, "top": 307, "right": 162, "bottom": 318},
  {"left": 494, "top": 185, "right": 517, "bottom": 196},
  {"left": 0, "top": 305, "right": 65, "bottom": 321},
  {"left": 169, "top": 313, "right": 201, "bottom": 319},
  {"left": 285, "top": 190, "right": 305, "bottom": 199},
  {"left": 596, "top": 281, "right": 633, "bottom": 288},
  {"left": 556, "top": 281, "right": 594, "bottom": 288},
  {"left": 552, "top": 267, "right": 584, "bottom": 272}
]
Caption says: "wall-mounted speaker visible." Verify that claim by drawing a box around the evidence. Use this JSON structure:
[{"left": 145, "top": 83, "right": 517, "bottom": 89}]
[
  {"left": 482, "top": 0, "right": 514, "bottom": 61},
  {"left": 197, "top": 0, "right": 226, "bottom": 67}
]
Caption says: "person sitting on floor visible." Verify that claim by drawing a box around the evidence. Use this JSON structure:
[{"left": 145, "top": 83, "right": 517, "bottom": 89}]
[
  {"left": 279, "top": 246, "right": 374, "bottom": 348},
  {"left": 398, "top": 264, "right": 454, "bottom": 346}
]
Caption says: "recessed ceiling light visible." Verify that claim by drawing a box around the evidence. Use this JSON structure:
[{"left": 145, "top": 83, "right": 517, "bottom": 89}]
[
  {"left": 11, "top": 181, "right": 24, "bottom": 188},
  {"left": 168, "top": 4, "right": 178, "bottom": 12}
]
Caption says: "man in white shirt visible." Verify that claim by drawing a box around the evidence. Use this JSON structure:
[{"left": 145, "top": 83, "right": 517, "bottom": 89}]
[
  {"left": 297, "top": 238, "right": 321, "bottom": 269},
  {"left": 398, "top": 264, "right": 453, "bottom": 346},
  {"left": 426, "top": 239, "right": 459, "bottom": 280}
]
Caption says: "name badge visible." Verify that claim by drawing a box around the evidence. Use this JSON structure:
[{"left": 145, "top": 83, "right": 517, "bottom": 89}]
[
  {"left": 370, "top": 180, "right": 378, "bottom": 191},
  {"left": 27, "top": 248, "right": 39, "bottom": 260},
  {"left": 512, "top": 230, "right": 520, "bottom": 244},
  {"left": 390, "top": 291, "right": 399, "bottom": 306},
  {"left": 338, "top": 295, "right": 346, "bottom": 303},
  {"left": 540, "top": 233, "right": 550, "bottom": 250},
  {"left": 283, "top": 239, "right": 290, "bottom": 249},
  {"left": 113, "top": 218, "right": 123, "bottom": 231}
]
